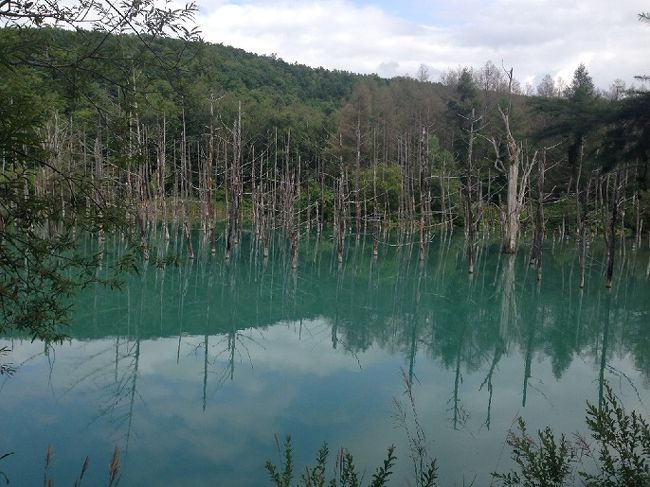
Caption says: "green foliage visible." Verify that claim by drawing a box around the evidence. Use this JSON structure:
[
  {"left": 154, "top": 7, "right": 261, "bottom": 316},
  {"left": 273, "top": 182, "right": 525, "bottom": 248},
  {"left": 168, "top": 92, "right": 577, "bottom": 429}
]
[
  {"left": 581, "top": 385, "right": 650, "bottom": 486},
  {"left": 427, "top": 135, "right": 453, "bottom": 165},
  {"left": 266, "top": 436, "right": 294, "bottom": 487},
  {"left": 456, "top": 68, "right": 479, "bottom": 104},
  {"left": 268, "top": 387, "right": 650, "bottom": 487},
  {"left": 427, "top": 135, "right": 460, "bottom": 217},
  {"left": 265, "top": 436, "right": 397, "bottom": 487},
  {"left": 301, "top": 443, "right": 329, "bottom": 487},
  {"left": 492, "top": 418, "right": 576, "bottom": 487},
  {"left": 493, "top": 385, "right": 650, "bottom": 487},
  {"left": 598, "top": 91, "right": 650, "bottom": 170},
  {"left": 480, "top": 205, "right": 502, "bottom": 230},
  {"left": 369, "top": 446, "right": 398, "bottom": 487},
  {"left": 0, "top": 10, "right": 196, "bottom": 341},
  {"left": 446, "top": 68, "right": 480, "bottom": 158},
  {"left": 1, "top": 14, "right": 647, "bottom": 343},
  {"left": 416, "top": 460, "right": 438, "bottom": 487},
  {"left": 299, "top": 179, "right": 335, "bottom": 222},
  {"left": 357, "top": 163, "right": 402, "bottom": 216},
  {"left": 529, "top": 64, "right": 604, "bottom": 183},
  {"left": 544, "top": 197, "right": 578, "bottom": 231},
  {"left": 568, "top": 64, "right": 595, "bottom": 102},
  {"left": 0, "top": 347, "right": 14, "bottom": 376},
  {"left": 0, "top": 63, "right": 50, "bottom": 163}
]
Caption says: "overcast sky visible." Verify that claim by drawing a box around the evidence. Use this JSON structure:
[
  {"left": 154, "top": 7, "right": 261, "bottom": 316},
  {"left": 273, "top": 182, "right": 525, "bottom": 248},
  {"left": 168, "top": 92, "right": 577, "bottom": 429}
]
[{"left": 196, "top": 0, "right": 649, "bottom": 89}]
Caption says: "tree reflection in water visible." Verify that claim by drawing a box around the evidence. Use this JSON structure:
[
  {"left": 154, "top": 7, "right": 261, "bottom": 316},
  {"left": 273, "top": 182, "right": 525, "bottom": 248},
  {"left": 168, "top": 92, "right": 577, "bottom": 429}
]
[{"left": 1, "top": 231, "right": 649, "bottom": 485}]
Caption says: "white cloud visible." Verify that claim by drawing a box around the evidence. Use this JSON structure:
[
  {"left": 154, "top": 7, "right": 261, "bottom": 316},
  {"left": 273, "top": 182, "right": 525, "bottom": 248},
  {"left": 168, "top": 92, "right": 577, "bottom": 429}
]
[{"left": 196, "top": 0, "right": 649, "bottom": 88}]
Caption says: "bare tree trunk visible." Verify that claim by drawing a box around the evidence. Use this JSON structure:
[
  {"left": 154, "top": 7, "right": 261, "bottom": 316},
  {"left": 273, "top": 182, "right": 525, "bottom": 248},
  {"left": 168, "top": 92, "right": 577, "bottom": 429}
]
[
  {"left": 463, "top": 108, "right": 481, "bottom": 274},
  {"left": 226, "top": 102, "right": 242, "bottom": 260},
  {"left": 355, "top": 116, "right": 362, "bottom": 238},
  {"left": 207, "top": 96, "right": 217, "bottom": 254},
  {"left": 634, "top": 186, "right": 642, "bottom": 249},
  {"left": 418, "top": 126, "right": 427, "bottom": 262},
  {"left": 183, "top": 221, "right": 194, "bottom": 259},
  {"left": 337, "top": 172, "right": 346, "bottom": 264},
  {"left": 94, "top": 133, "right": 105, "bottom": 242},
  {"left": 578, "top": 179, "right": 591, "bottom": 289},
  {"left": 439, "top": 155, "right": 448, "bottom": 228},
  {"left": 605, "top": 169, "right": 621, "bottom": 288},
  {"left": 491, "top": 107, "right": 536, "bottom": 254},
  {"left": 573, "top": 134, "right": 589, "bottom": 289},
  {"left": 372, "top": 129, "right": 380, "bottom": 257},
  {"left": 336, "top": 134, "right": 346, "bottom": 264},
  {"left": 531, "top": 149, "right": 546, "bottom": 280}
]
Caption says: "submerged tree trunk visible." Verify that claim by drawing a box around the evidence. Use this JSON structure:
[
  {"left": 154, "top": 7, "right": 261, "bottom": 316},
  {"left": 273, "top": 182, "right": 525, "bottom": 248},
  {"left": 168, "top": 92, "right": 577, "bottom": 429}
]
[
  {"left": 183, "top": 221, "right": 194, "bottom": 259},
  {"left": 491, "top": 106, "right": 536, "bottom": 255},
  {"left": 605, "top": 170, "right": 621, "bottom": 288},
  {"left": 337, "top": 173, "right": 346, "bottom": 264},
  {"left": 463, "top": 108, "right": 481, "bottom": 274},
  {"left": 531, "top": 149, "right": 546, "bottom": 280},
  {"left": 226, "top": 102, "right": 243, "bottom": 261},
  {"left": 355, "top": 116, "right": 362, "bottom": 238},
  {"left": 578, "top": 178, "right": 591, "bottom": 289},
  {"left": 503, "top": 149, "right": 521, "bottom": 254}
]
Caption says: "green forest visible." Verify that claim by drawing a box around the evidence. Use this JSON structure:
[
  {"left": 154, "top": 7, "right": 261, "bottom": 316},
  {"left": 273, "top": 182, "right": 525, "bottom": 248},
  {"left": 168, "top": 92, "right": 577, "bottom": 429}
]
[{"left": 1, "top": 18, "right": 649, "bottom": 340}]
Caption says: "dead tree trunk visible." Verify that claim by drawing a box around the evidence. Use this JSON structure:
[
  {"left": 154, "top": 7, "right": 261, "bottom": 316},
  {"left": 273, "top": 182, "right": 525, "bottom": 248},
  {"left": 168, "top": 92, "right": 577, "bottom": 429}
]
[
  {"left": 207, "top": 96, "right": 217, "bottom": 254},
  {"left": 183, "top": 221, "right": 194, "bottom": 259},
  {"left": 462, "top": 108, "right": 482, "bottom": 274},
  {"left": 355, "top": 115, "right": 362, "bottom": 238},
  {"left": 336, "top": 134, "right": 347, "bottom": 264},
  {"left": 225, "top": 102, "right": 242, "bottom": 260},
  {"left": 372, "top": 128, "right": 379, "bottom": 257},
  {"left": 336, "top": 171, "right": 347, "bottom": 264},
  {"left": 490, "top": 106, "right": 536, "bottom": 255},
  {"left": 531, "top": 149, "right": 546, "bottom": 280},
  {"left": 605, "top": 169, "right": 621, "bottom": 288}
]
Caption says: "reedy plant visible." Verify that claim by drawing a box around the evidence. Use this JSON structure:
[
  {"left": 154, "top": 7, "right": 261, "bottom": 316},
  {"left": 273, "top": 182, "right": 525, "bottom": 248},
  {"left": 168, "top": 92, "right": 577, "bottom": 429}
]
[
  {"left": 265, "top": 436, "right": 397, "bottom": 487},
  {"left": 393, "top": 370, "right": 438, "bottom": 487},
  {"left": 40, "top": 444, "right": 120, "bottom": 487}
]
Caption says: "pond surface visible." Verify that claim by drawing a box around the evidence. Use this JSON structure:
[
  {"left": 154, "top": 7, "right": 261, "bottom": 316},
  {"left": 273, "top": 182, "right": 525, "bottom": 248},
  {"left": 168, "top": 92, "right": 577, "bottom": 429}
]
[{"left": 2, "top": 232, "right": 650, "bottom": 486}]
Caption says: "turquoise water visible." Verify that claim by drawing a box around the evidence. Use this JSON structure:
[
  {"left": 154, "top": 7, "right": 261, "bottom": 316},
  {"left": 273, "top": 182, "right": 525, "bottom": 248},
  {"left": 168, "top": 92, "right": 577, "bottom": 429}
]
[{"left": 2, "top": 232, "right": 650, "bottom": 486}]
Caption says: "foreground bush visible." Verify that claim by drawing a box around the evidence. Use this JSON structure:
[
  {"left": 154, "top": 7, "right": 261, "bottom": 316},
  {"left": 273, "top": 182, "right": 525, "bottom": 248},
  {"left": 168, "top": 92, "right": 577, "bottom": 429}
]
[{"left": 268, "top": 384, "right": 650, "bottom": 487}]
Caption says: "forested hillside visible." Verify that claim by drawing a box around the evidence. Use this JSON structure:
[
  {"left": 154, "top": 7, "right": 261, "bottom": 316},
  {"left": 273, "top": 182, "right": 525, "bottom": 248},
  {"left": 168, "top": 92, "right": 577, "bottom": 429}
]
[{"left": 1, "top": 25, "right": 649, "bottom": 338}]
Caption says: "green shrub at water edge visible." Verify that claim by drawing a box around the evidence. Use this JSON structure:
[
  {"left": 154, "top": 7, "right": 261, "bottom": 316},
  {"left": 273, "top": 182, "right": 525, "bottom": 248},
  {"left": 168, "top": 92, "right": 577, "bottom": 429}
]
[
  {"left": 268, "top": 384, "right": 650, "bottom": 487},
  {"left": 491, "top": 384, "right": 650, "bottom": 487},
  {"left": 580, "top": 385, "right": 650, "bottom": 487},
  {"left": 491, "top": 418, "right": 576, "bottom": 487}
]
